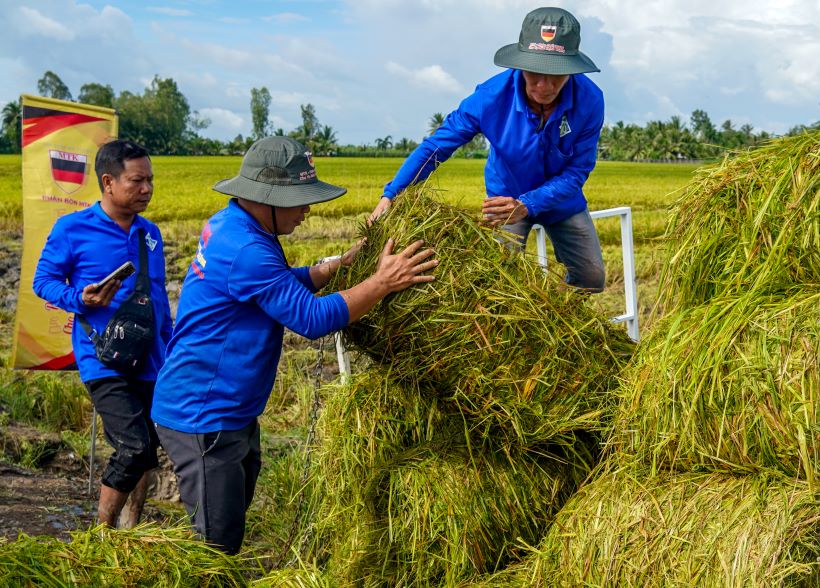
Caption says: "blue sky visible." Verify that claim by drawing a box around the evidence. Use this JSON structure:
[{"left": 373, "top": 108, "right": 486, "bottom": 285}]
[{"left": 1, "top": 0, "right": 818, "bottom": 144}]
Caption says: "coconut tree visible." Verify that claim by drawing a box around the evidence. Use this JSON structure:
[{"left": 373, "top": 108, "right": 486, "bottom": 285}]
[
  {"left": 427, "top": 112, "right": 445, "bottom": 136},
  {"left": 2, "top": 100, "right": 22, "bottom": 153}
]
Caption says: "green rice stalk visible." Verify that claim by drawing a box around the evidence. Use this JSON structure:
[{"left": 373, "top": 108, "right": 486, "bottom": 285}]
[
  {"left": 610, "top": 287, "right": 819, "bottom": 483},
  {"left": 252, "top": 563, "right": 330, "bottom": 588},
  {"left": 0, "top": 523, "right": 252, "bottom": 587},
  {"left": 331, "top": 188, "right": 634, "bottom": 447},
  {"left": 658, "top": 132, "right": 819, "bottom": 312},
  {"left": 472, "top": 466, "right": 819, "bottom": 588}
]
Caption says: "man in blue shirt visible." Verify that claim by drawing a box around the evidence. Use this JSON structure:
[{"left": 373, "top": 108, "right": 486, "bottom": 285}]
[
  {"left": 152, "top": 136, "right": 437, "bottom": 554},
  {"left": 372, "top": 7, "right": 606, "bottom": 291},
  {"left": 33, "top": 139, "right": 173, "bottom": 528}
]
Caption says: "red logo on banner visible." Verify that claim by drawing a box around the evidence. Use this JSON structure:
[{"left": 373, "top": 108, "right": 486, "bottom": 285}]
[{"left": 49, "top": 150, "right": 88, "bottom": 194}]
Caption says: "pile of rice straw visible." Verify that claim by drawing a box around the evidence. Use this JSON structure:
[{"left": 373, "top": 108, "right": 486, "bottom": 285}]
[
  {"left": 611, "top": 286, "right": 818, "bottom": 482},
  {"left": 478, "top": 133, "right": 820, "bottom": 586},
  {"left": 0, "top": 523, "right": 251, "bottom": 587},
  {"left": 658, "top": 132, "right": 819, "bottom": 311},
  {"left": 468, "top": 466, "right": 819, "bottom": 587},
  {"left": 308, "top": 369, "right": 597, "bottom": 586},
  {"left": 332, "top": 189, "right": 634, "bottom": 448}
]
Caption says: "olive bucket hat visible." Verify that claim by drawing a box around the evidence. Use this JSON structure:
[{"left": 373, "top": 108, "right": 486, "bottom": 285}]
[
  {"left": 494, "top": 7, "right": 599, "bottom": 75},
  {"left": 213, "top": 136, "right": 346, "bottom": 207}
]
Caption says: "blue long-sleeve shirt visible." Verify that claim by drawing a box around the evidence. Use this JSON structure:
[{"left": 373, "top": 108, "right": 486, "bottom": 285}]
[
  {"left": 384, "top": 69, "right": 604, "bottom": 226},
  {"left": 32, "top": 202, "right": 173, "bottom": 382},
  {"left": 151, "top": 198, "right": 350, "bottom": 434}
]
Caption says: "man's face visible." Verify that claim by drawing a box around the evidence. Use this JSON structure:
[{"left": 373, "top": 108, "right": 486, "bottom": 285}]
[
  {"left": 522, "top": 71, "right": 570, "bottom": 107},
  {"left": 274, "top": 204, "right": 310, "bottom": 235},
  {"left": 102, "top": 157, "right": 154, "bottom": 215}
]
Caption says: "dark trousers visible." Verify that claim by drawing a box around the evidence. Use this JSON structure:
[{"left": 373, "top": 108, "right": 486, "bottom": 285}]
[
  {"left": 156, "top": 419, "right": 262, "bottom": 555},
  {"left": 85, "top": 377, "right": 160, "bottom": 493},
  {"left": 504, "top": 208, "right": 606, "bottom": 292}
]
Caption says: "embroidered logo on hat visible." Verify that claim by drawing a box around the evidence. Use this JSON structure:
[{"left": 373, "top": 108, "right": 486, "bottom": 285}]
[{"left": 541, "top": 25, "right": 556, "bottom": 42}]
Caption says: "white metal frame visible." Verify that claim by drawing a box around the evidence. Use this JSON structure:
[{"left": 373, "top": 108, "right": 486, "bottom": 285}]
[
  {"left": 333, "top": 206, "right": 639, "bottom": 379},
  {"left": 533, "top": 206, "right": 639, "bottom": 341}
]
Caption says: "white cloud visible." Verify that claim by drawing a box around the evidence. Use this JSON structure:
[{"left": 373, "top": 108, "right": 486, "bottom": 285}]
[
  {"left": 199, "top": 107, "right": 243, "bottom": 134},
  {"left": 386, "top": 62, "right": 464, "bottom": 94},
  {"left": 263, "top": 13, "right": 309, "bottom": 24},
  {"left": 147, "top": 7, "right": 192, "bottom": 17},
  {"left": 18, "top": 7, "right": 75, "bottom": 41}
]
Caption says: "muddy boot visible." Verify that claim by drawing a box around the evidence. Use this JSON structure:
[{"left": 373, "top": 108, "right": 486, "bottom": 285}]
[
  {"left": 98, "top": 484, "right": 129, "bottom": 527},
  {"left": 120, "top": 471, "right": 152, "bottom": 529}
]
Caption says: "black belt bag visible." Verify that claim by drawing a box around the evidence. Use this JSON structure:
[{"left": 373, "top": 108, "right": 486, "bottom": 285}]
[{"left": 80, "top": 229, "right": 156, "bottom": 374}]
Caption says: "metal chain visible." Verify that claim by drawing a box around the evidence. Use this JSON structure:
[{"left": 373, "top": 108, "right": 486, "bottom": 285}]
[{"left": 274, "top": 335, "right": 325, "bottom": 569}]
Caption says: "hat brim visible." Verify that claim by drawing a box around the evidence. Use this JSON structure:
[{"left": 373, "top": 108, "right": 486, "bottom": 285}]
[
  {"left": 212, "top": 175, "right": 347, "bottom": 207},
  {"left": 494, "top": 43, "right": 600, "bottom": 75}
]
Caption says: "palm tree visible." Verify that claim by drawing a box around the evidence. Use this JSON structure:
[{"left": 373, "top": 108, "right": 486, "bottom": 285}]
[
  {"left": 2, "top": 100, "right": 22, "bottom": 152},
  {"left": 313, "top": 125, "right": 338, "bottom": 155},
  {"left": 374, "top": 135, "right": 393, "bottom": 151},
  {"left": 427, "top": 113, "right": 445, "bottom": 136}
]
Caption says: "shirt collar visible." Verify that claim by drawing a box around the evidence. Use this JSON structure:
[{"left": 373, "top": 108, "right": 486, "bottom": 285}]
[
  {"left": 227, "top": 198, "right": 277, "bottom": 242},
  {"left": 89, "top": 200, "right": 147, "bottom": 237}
]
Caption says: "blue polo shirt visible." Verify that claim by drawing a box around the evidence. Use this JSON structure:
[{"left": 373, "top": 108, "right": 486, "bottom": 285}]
[
  {"left": 33, "top": 202, "right": 173, "bottom": 382},
  {"left": 384, "top": 69, "right": 604, "bottom": 226},
  {"left": 151, "top": 199, "right": 350, "bottom": 434}
]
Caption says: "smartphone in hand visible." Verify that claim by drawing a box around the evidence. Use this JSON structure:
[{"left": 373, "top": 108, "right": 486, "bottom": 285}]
[{"left": 94, "top": 261, "right": 136, "bottom": 290}]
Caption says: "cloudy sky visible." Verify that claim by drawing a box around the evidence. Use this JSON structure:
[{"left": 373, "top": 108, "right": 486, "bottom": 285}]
[{"left": 1, "top": 0, "right": 818, "bottom": 144}]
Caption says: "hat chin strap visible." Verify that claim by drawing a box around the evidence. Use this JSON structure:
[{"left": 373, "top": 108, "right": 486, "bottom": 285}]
[{"left": 270, "top": 205, "right": 278, "bottom": 235}]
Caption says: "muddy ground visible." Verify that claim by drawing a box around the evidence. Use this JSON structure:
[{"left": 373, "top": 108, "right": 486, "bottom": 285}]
[{"left": 0, "top": 422, "right": 181, "bottom": 542}]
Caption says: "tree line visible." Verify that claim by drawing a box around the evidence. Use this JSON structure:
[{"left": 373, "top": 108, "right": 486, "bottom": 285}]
[{"left": 1, "top": 71, "right": 816, "bottom": 159}]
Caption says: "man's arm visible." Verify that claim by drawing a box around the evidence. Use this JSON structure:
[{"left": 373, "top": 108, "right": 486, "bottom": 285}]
[{"left": 230, "top": 240, "right": 436, "bottom": 339}]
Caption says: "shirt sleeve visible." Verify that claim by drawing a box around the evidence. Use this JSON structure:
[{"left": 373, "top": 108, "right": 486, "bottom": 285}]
[
  {"left": 290, "top": 265, "right": 318, "bottom": 293},
  {"left": 32, "top": 220, "right": 87, "bottom": 314},
  {"left": 518, "top": 95, "right": 604, "bottom": 217},
  {"left": 228, "top": 242, "right": 349, "bottom": 339},
  {"left": 155, "top": 235, "right": 174, "bottom": 345},
  {"left": 383, "top": 90, "right": 483, "bottom": 198}
]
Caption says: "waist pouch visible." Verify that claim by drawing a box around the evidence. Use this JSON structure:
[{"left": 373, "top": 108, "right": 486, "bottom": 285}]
[{"left": 80, "top": 228, "right": 156, "bottom": 374}]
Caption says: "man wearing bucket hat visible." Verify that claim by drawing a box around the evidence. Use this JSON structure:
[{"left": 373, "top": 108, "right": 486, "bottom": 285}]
[
  {"left": 151, "top": 136, "right": 437, "bottom": 554},
  {"left": 371, "top": 7, "right": 606, "bottom": 291}
]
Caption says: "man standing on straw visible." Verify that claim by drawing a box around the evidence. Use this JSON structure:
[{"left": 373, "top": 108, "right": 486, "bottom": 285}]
[
  {"left": 151, "top": 136, "right": 437, "bottom": 554},
  {"left": 371, "top": 7, "right": 606, "bottom": 292}
]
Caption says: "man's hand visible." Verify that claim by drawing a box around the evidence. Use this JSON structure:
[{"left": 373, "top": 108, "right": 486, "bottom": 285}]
[
  {"left": 82, "top": 280, "right": 121, "bottom": 307},
  {"left": 482, "top": 196, "right": 528, "bottom": 226},
  {"left": 341, "top": 238, "right": 366, "bottom": 267},
  {"left": 368, "top": 196, "right": 392, "bottom": 225},
  {"left": 373, "top": 238, "right": 437, "bottom": 294}
]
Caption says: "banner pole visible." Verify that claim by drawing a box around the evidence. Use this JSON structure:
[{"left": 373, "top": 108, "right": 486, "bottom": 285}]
[{"left": 88, "top": 407, "right": 97, "bottom": 496}]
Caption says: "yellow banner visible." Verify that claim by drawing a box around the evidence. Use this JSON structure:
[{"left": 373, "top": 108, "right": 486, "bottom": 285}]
[{"left": 12, "top": 95, "right": 118, "bottom": 370}]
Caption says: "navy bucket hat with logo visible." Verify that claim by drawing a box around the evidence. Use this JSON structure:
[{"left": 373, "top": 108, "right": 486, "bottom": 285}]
[
  {"left": 494, "top": 7, "right": 599, "bottom": 75},
  {"left": 213, "top": 136, "right": 346, "bottom": 207}
]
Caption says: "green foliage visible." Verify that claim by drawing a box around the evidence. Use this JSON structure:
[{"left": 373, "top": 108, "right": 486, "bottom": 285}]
[
  {"left": 1, "top": 100, "right": 21, "bottom": 154},
  {"left": 250, "top": 87, "right": 272, "bottom": 140},
  {"left": 77, "top": 83, "right": 115, "bottom": 108},
  {"left": 0, "top": 368, "right": 89, "bottom": 432},
  {"left": 36, "top": 71, "right": 72, "bottom": 102},
  {"left": 116, "top": 76, "right": 194, "bottom": 154}
]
